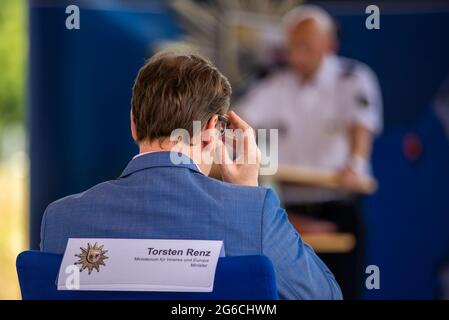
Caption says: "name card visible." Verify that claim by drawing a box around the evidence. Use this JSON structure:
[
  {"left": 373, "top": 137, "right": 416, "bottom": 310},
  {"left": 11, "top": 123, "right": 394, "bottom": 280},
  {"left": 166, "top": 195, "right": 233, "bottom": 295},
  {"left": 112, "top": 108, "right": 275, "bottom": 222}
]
[{"left": 57, "top": 238, "right": 225, "bottom": 292}]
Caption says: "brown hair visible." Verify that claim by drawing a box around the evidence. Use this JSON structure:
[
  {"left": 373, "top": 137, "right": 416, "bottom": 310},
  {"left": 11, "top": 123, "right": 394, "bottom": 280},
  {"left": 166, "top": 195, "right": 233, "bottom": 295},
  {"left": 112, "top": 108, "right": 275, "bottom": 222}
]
[{"left": 131, "top": 51, "right": 232, "bottom": 142}]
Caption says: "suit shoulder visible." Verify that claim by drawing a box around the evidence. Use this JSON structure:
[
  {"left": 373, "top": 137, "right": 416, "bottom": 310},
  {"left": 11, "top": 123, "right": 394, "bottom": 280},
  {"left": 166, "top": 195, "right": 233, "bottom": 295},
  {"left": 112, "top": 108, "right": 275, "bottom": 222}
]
[
  {"left": 196, "top": 174, "right": 269, "bottom": 205},
  {"left": 44, "top": 179, "right": 116, "bottom": 214}
]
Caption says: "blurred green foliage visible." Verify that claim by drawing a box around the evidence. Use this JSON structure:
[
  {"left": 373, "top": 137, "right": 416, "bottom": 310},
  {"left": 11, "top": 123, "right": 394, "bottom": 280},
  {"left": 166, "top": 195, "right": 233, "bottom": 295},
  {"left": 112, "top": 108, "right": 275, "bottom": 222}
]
[{"left": 0, "top": 0, "right": 26, "bottom": 129}]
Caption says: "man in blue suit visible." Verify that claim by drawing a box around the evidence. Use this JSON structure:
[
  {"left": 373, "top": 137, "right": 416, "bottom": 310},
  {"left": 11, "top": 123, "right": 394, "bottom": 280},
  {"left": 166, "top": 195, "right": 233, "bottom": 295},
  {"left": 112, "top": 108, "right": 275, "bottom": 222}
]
[{"left": 40, "top": 51, "right": 342, "bottom": 300}]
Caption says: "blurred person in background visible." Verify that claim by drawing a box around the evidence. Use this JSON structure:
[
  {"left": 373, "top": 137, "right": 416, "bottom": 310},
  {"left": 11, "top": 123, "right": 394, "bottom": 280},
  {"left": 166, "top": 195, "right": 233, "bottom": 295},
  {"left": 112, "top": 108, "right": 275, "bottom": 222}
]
[{"left": 238, "top": 5, "right": 383, "bottom": 299}]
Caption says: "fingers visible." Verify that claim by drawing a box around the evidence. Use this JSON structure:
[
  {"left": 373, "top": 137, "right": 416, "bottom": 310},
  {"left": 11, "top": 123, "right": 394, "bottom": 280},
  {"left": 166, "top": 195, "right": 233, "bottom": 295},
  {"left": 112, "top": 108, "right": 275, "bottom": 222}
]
[
  {"left": 227, "top": 110, "right": 256, "bottom": 152},
  {"left": 219, "top": 139, "right": 234, "bottom": 167},
  {"left": 220, "top": 110, "right": 260, "bottom": 166},
  {"left": 218, "top": 139, "right": 237, "bottom": 181},
  {"left": 217, "top": 111, "right": 260, "bottom": 186},
  {"left": 227, "top": 111, "right": 251, "bottom": 131}
]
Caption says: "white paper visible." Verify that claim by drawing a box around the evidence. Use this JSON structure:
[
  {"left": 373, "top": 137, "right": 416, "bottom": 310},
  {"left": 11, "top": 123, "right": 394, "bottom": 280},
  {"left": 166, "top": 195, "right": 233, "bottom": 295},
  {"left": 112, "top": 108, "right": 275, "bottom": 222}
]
[{"left": 57, "top": 238, "right": 225, "bottom": 292}]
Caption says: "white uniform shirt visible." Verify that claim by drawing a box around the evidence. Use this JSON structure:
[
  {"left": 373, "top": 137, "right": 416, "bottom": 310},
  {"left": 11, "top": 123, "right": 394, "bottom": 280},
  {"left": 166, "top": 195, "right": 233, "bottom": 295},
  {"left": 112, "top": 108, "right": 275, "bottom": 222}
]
[{"left": 238, "top": 54, "right": 383, "bottom": 204}]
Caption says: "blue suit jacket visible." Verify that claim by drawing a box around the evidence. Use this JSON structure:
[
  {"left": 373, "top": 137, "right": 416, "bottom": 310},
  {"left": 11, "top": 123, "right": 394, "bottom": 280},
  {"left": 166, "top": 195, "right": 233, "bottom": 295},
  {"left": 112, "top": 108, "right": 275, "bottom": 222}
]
[{"left": 40, "top": 151, "right": 342, "bottom": 299}]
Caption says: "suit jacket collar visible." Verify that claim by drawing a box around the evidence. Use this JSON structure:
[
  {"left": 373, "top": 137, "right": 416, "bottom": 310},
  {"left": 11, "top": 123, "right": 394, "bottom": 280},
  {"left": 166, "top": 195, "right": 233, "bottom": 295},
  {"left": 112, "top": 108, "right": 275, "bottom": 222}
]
[{"left": 120, "top": 151, "right": 203, "bottom": 178}]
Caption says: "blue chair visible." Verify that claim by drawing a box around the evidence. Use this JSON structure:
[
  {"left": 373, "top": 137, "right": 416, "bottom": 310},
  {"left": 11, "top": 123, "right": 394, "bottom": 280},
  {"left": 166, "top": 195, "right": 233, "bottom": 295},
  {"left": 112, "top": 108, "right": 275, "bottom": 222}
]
[{"left": 16, "top": 251, "right": 278, "bottom": 300}]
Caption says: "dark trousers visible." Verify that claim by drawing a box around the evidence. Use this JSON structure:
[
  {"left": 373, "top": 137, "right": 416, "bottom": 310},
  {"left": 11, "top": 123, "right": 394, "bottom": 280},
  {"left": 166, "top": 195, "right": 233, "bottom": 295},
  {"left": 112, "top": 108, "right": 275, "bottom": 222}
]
[{"left": 286, "top": 200, "right": 364, "bottom": 300}]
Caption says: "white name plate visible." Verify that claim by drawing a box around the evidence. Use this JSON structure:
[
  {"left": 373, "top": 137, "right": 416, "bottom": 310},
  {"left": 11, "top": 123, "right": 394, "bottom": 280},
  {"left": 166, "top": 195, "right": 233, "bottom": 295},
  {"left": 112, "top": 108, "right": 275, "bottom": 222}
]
[{"left": 57, "top": 238, "right": 225, "bottom": 292}]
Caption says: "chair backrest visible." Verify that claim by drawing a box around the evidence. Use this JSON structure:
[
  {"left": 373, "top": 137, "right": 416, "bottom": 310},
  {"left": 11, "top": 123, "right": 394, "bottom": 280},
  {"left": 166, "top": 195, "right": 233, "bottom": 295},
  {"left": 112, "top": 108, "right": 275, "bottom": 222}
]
[{"left": 16, "top": 250, "right": 278, "bottom": 300}]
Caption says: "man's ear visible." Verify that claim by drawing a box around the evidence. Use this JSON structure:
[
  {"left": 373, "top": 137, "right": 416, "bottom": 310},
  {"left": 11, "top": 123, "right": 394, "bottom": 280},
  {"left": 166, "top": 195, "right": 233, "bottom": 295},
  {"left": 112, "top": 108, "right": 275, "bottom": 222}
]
[
  {"left": 130, "top": 110, "right": 138, "bottom": 142},
  {"left": 206, "top": 115, "right": 218, "bottom": 131},
  {"left": 201, "top": 115, "right": 218, "bottom": 146}
]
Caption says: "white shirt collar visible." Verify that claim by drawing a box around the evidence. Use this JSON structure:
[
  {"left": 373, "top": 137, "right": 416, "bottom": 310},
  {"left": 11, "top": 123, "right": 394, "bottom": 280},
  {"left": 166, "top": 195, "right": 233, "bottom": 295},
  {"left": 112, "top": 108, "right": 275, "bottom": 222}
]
[{"left": 133, "top": 151, "right": 203, "bottom": 173}]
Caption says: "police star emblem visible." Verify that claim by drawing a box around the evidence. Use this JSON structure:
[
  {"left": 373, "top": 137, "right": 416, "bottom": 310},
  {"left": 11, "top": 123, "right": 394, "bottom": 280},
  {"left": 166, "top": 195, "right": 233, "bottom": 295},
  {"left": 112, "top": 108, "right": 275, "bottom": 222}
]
[{"left": 75, "top": 242, "right": 109, "bottom": 274}]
